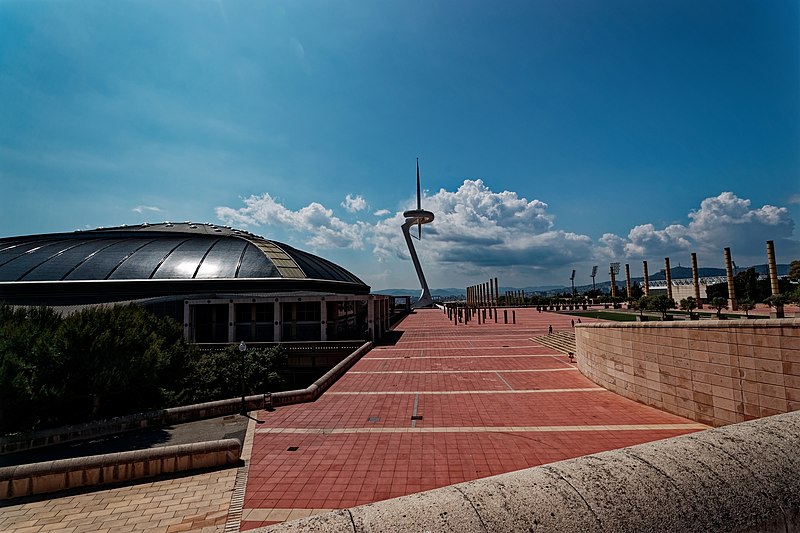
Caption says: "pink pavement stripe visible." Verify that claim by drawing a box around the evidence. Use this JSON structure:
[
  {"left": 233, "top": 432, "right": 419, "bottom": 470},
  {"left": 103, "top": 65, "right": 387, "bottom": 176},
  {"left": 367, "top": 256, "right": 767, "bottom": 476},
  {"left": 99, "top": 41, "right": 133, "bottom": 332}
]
[
  {"left": 348, "top": 368, "right": 578, "bottom": 374},
  {"left": 242, "top": 308, "right": 706, "bottom": 530},
  {"left": 254, "top": 424, "right": 707, "bottom": 434},
  {"left": 356, "top": 357, "right": 572, "bottom": 372}
]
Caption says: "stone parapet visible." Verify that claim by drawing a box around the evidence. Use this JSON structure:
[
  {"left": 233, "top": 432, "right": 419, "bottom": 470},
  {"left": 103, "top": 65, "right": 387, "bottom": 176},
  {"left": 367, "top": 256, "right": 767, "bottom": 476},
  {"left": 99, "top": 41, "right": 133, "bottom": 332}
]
[
  {"left": 0, "top": 438, "right": 241, "bottom": 500},
  {"left": 575, "top": 318, "right": 800, "bottom": 426},
  {"left": 257, "top": 411, "right": 800, "bottom": 532}
]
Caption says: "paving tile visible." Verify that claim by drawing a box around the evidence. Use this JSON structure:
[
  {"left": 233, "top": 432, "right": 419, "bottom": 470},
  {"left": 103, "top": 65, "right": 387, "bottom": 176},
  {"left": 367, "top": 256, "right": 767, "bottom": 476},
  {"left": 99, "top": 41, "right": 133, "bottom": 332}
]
[{"left": 242, "top": 308, "right": 705, "bottom": 529}]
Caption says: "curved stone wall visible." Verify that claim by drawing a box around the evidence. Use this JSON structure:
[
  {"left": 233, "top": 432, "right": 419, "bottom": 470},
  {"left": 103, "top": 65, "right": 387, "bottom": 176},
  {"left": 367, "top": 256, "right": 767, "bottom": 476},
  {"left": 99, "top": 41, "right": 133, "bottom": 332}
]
[
  {"left": 575, "top": 318, "right": 800, "bottom": 426},
  {"left": 257, "top": 411, "right": 800, "bottom": 532}
]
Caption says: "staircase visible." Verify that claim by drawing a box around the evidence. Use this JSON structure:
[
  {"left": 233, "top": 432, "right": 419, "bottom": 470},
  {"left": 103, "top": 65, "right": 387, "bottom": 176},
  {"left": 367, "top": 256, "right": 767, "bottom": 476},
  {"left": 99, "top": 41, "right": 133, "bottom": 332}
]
[{"left": 532, "top": 330, "right": 576, "bottom": 355}]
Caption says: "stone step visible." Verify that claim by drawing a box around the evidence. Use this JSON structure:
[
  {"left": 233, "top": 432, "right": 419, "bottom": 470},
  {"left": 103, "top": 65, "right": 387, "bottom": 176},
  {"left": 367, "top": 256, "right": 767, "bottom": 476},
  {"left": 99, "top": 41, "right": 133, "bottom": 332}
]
[{"left": 531, "top": 331, "right": 576, "bottom": 355}]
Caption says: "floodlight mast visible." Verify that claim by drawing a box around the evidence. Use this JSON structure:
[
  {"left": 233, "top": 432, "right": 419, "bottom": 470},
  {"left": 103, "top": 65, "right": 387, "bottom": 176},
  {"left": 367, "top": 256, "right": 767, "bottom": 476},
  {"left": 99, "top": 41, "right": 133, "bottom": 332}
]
[
  {"left": 402, "top": 158, "right": 435, "bottom": 308},
  {"left": 591, "top": 265, "right": 598, "bottom": 291},
  {"left": 570, "top": 269, "right": 576, "bottom": 296}
]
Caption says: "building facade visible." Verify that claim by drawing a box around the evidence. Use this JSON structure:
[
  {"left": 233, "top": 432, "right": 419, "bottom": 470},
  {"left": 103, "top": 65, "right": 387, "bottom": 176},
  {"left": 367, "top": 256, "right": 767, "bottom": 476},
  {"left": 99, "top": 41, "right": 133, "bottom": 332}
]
[{"left": 0, "top": 223, "right": 389, "bottom": 343}]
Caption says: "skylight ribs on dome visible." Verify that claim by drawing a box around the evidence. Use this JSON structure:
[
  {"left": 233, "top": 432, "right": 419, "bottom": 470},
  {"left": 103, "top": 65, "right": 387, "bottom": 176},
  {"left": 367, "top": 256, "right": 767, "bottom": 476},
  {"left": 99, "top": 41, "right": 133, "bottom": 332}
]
[{"left": 250, "top": 240, "right": 305, "bottom": 278}]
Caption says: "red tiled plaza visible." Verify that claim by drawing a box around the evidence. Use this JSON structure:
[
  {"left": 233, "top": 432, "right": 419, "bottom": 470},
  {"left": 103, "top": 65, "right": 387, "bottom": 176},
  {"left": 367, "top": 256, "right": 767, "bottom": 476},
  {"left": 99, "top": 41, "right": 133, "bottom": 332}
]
[{"left": 240, "top": 308, "right": 707, "bottom": 529}]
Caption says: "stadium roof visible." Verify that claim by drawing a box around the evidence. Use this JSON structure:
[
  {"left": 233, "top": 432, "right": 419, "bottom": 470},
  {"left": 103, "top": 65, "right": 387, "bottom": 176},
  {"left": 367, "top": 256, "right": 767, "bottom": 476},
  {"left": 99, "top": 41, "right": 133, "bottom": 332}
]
[{"left": 0, "top": 223, "right": 369, "bottom": 305}]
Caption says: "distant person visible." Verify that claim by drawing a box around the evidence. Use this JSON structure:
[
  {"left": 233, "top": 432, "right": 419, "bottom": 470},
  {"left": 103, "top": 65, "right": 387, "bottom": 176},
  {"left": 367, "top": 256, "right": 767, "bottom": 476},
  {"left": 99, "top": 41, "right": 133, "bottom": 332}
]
[
  {"left": 577, "top": 318, "right": 581, "bottom": 324},
  {"left": 548, "top": 325, "right": 553, "bottom": 334},
  {"left": 571, "top": 319, "right": 575, "bottom": 327}
]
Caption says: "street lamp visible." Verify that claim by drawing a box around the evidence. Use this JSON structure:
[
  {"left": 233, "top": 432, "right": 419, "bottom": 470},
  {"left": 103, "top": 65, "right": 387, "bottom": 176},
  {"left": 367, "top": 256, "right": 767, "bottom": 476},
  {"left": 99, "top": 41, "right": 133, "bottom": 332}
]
[{"left": 238, "top": 341, "right": 247, "bottom": 415}]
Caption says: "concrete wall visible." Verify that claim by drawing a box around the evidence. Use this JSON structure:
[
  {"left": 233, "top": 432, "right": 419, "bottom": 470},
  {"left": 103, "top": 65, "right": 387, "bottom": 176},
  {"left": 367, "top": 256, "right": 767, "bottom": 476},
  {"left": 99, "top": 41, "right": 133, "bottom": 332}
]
[
  {"left": 258, "top": 411, "right": 800, "bottom": 533},
  {"left": 0, "top": 439, "right": 240, "bottom": 500},
  {"left": 575, "top": 318, "right": 800, "bottom": 427}
]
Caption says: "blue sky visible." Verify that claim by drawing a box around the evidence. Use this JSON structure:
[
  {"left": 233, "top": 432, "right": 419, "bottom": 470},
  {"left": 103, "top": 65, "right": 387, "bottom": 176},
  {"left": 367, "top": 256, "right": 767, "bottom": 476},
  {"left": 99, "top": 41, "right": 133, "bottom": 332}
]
[{"left": 1, "top": 0, "right": 798, "bottom": 290}]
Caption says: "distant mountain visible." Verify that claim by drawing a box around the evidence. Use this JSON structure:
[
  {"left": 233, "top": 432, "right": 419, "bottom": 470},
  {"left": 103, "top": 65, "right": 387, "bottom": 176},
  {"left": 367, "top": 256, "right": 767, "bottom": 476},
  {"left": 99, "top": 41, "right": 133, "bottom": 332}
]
[
  {"left": 374, "top": 288, "right": 466, "bottom": 298},
  {"left": 648, "top": 266, "right": 726, "bottom": 281},
  {"left": 374, "top": 285, "right": 566, "bottom": 298},
  {"left": 647, "top": 263, "right": 789, "bottom": 281},
  {"left": 373, "top": 264, "right": 791, "bottom": 297}
]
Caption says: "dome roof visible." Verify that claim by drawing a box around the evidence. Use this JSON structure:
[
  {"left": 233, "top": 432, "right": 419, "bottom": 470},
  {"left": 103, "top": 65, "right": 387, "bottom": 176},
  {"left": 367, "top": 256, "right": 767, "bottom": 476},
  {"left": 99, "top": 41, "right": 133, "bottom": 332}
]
[{"left": 0, "top": 223, "right": 368, "bottom": 304}]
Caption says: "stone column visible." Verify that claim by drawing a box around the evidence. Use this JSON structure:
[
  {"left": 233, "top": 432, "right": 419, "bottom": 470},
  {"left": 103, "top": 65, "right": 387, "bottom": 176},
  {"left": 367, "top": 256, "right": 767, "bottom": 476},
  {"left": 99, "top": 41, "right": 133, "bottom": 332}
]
[
  {"left": 488, "top": 280, "right": 494, "bottom": 317},
  {"left": 642, "top": 260, "right": 650, "bottom": 297},
  {"left": 724, "top": 247, "right": 738, "bottom": 311},
  {"left": 767, "top": 240, "right": 783, "bottom": 318},
  {"left": 767, "top": 240, "right": 780, "bottom": 296},
  {"left": 691, "top": 252, "right": 703, "bottom": 308},
  {"left": 664, "top": 257, "right": 673, "bottom": 301},
  {"left": 494, "top": 278, "right": 499, "bottom": 307},
  {"left": 625, "top": 263, "right": 632, "bottom": 303},
  {"left": 609, "top": 266, "right": 618, "bottom": 299}
]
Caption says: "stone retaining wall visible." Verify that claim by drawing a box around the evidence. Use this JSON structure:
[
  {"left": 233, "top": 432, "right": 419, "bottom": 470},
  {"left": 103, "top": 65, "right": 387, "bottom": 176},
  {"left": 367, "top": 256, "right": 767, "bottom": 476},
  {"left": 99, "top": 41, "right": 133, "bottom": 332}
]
[
  {"left": 272, "top": 341, "right": 372, "bottom": 406},
  {"left": 1, "top": 341, "right": 372, "bottom": 455},
  {"left": 575, "top": 318, "right": 800, "bottom": 426},
  {"left": 0, "top": 342, "right": 372, "bottom": 499},
  {"left": 0, "top": 395, "right": 272, "bottom": 455},
  {"left": 0, "top": 439, "right": 241, "bottom": 500},
  {"left": 258, "top": 411, "right": 800, "bottom": 533}
]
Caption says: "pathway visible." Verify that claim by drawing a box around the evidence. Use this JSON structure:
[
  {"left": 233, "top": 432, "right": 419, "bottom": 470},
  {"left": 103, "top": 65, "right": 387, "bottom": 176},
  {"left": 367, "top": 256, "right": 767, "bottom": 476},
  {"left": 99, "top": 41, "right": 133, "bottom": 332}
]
[{"left": 240, "top": 308, "right": 706, "bottom": 530}]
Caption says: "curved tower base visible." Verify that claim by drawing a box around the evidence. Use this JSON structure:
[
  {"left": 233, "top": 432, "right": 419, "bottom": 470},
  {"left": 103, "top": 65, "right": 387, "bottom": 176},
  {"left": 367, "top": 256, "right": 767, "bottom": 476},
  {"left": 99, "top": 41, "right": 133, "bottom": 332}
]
[{"left": 402, "top": 210, "right": 435, "bottom": 308}]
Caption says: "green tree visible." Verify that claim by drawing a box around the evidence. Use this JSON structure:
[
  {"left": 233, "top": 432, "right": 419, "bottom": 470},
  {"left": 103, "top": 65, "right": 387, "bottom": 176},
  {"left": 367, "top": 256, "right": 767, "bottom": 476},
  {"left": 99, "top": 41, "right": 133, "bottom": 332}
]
[
  {"left": 789, "top": 260, "right": 800, "bottom": 282},
  {"left": 764, "top": 294, "right": 789, "bottom": 318},
  {"left": 679, "top": 297, "right": 698, "bottom": 318},
  {"left": 634, "top": 295, "right": 651, "bottom": 318},
  {"left": 629, "top": 281, "right": 644, "bottom": 301},
  {"left": 733, "top": 268, "right": 762, "bottom": 303},
  {"left": 711, "top": 297, "right": 728, "bottom": 319},
  {"left": 738, "top": 298, "right": 755, "bottom": 317},
  {"left": 0, "top": 305, "right": 61, "bottom": 432},
  {"left": 647, "top": 295, "right": 676, "bottom": 319},
  {"left": 52, "top": 305, "right": 183, "bottom": 422},
  {"left": 184, "top": 345, "right": 286, "bottom": 404},
  {"left": 705, "top": 282, "right": 728, "bottom": 301}
]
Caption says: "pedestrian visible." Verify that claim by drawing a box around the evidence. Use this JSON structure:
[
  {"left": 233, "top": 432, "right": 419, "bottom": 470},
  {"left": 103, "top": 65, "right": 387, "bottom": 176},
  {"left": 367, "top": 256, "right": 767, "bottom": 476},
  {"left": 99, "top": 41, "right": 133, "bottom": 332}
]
[
  {"left": 577, "top": 318, "right": 581, "bottom": 324},
  {"left": 571, "top": 319, "right": 575, "bottom": 327},
  {"left": 548, "top": 325, "right": 552, "bottom": 334}
]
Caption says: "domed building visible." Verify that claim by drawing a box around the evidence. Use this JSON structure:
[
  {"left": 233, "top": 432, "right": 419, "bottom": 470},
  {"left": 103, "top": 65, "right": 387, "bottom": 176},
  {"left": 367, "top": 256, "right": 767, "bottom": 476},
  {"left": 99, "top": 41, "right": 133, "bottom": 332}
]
[{"left": 0, "top": 223, "right": 390, "bottom": 343}]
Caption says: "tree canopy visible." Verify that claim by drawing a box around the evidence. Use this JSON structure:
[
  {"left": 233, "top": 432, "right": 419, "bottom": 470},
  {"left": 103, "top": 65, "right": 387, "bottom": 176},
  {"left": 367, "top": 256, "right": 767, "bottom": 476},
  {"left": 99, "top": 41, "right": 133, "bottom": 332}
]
[{"left": 0, "top": 304, "right": 286, "bottom": 435}]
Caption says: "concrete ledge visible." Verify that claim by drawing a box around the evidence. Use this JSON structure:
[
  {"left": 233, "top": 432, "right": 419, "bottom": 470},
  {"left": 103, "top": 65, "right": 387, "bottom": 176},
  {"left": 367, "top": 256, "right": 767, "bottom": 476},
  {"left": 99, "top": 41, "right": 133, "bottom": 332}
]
[
  {"left": 1, "top": 342, "right": 372, "bottom": 455},
  {"left": 273, "top": 341, "right": 372, "bottom": 407},
  {"left": 0, "top": 342, "right": 370, "bottom": 500},
  {"left": 258, "top": 411, "right": 800, "bottom": 532},
  {"left": 0, "top": 394, "right": 272, "bottom": 455},
  {"left": 0, "top": 438, "right": 241, "bottom": 500}
]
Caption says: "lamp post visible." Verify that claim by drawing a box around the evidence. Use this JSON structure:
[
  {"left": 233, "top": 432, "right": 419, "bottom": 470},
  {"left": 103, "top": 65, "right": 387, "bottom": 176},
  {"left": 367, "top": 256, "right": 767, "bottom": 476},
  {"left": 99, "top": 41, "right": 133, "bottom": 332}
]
[{"left": 238, "top": 341, "right": 247, "bottom": 415}]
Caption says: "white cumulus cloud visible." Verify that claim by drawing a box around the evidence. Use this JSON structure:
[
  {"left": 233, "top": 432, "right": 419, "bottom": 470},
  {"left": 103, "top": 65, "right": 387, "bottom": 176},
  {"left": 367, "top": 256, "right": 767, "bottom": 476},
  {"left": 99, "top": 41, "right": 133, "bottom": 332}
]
[
  {"left": 596, "top": 192, "right": 798, "bottom": 264},
  {"left": 215, "top": 193, "right": 366, "bottom": 249},
  {"left": 132, "top": 205, "right": 162, "bottom": 214},
  {"left": 372, "top": 179, "right": 593, "bottom": 271},
  {"left": 341, "top": 194, "right": 367, "bottom": 213}
]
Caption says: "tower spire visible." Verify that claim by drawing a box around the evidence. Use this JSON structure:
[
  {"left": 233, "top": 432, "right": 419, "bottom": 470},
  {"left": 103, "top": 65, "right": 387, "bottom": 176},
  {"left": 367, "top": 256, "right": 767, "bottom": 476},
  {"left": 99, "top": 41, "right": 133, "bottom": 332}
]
[
  {"left": 416, "top": 158, "right": 421, "bottom": 210},
  {"left": 416, "top": 158, "right": 422, "bottom": 238}
]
